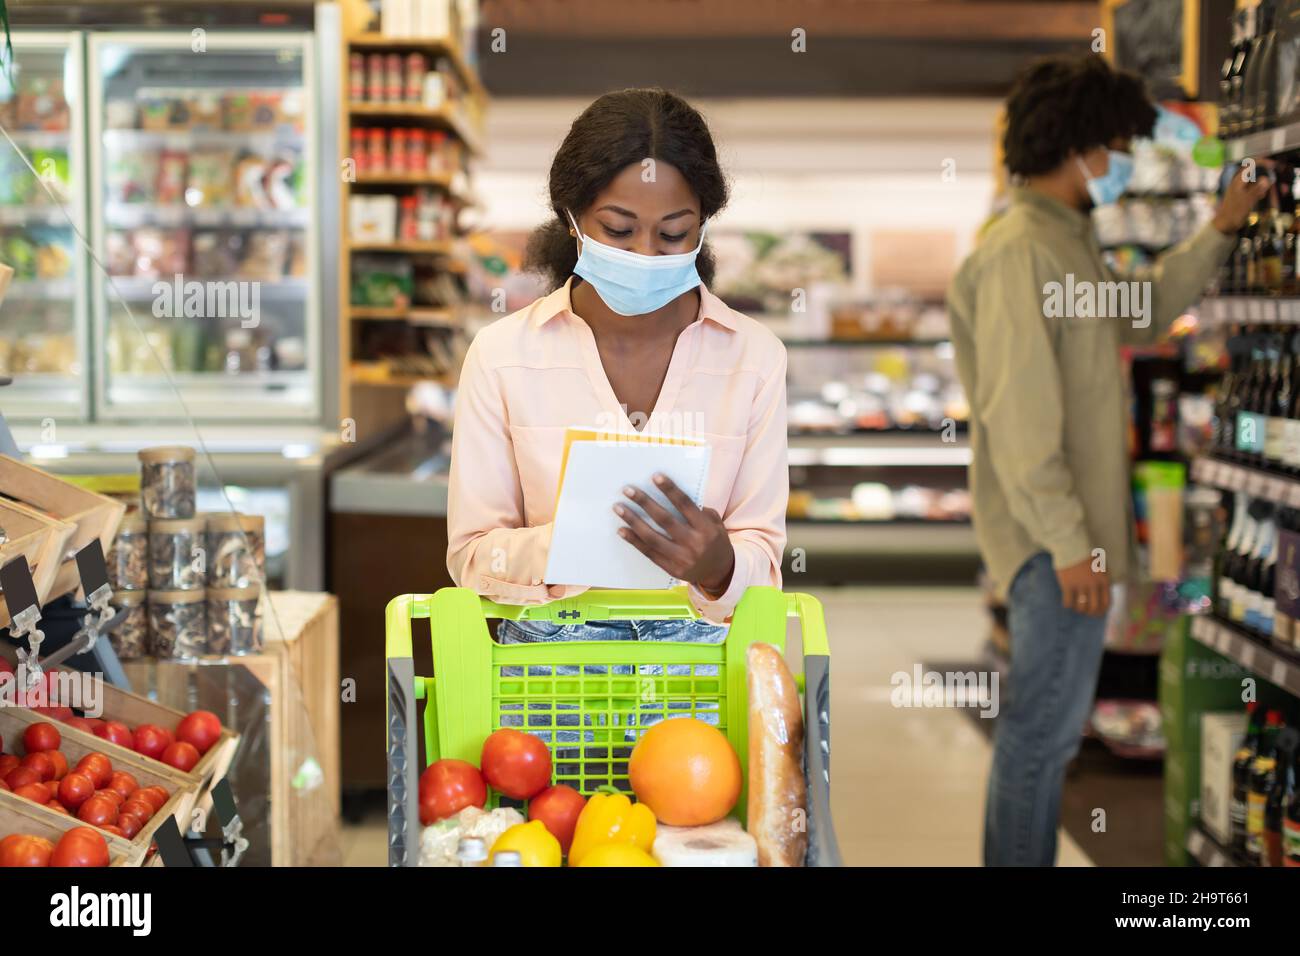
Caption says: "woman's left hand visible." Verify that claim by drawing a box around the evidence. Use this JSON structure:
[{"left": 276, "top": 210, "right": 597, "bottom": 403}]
[{"left": 614, "top": 473, "right": 735, "bottom": 596}]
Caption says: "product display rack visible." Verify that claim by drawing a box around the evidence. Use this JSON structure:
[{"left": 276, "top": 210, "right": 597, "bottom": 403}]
[
  {"left": 338, "top": 24, "right": 485, "bottom": 431},
  {"left": 1189, "top": 614, "right": 1300, "bottom": 695},
  {"left": 1185, "top": 825, "right": 1239, "bottom": 867},
  {"left": 1225, "top": 120, "right": 1300, "bottom": 162}
]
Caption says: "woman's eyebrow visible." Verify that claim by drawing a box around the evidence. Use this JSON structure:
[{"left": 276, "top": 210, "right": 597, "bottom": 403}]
[
  {"left": 597, "top": 204, "right": 638, "bottom": 217},
  {"left": 661, "top": 209, "right": 697, "bottom": 221}
]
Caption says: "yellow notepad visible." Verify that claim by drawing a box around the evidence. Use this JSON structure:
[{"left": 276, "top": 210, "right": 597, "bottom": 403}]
[{"left": 553, "top": 426, "right": 706, "bottom": 506}]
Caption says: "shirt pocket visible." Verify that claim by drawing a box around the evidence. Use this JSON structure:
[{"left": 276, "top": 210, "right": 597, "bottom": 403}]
[
  {"left": 508, "top": 424, "right": 567, "bottom": 526},
  {"left": 695, "top": 432, "right": 749, "bottom": 514},
  {"left": 1059, "top": 317, "right": 1119, "bottom": 398}
]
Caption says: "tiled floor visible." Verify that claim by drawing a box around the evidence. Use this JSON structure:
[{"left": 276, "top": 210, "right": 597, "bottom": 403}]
[{"left": 341, "top": 586, "right": 1094, "bottom": 867}]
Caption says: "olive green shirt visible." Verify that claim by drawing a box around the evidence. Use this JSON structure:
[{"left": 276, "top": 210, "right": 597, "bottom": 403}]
[{"left": 947, "top": 187, "right": 1235, "bottom": 597}]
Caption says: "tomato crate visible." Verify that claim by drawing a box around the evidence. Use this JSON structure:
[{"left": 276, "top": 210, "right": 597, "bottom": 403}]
[
  {"left": 0, "top": 708, "right": 197, "bottom": 859},
  {"left": 0, "top": 789, "right": 140, "bottom": 866},
  {"left": 384, "top": 586, "right": 840, "bottom": 866}
]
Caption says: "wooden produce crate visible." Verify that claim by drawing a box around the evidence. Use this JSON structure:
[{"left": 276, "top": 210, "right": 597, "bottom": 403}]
[
  {"left": 0, "top": 708, "right": 197, "bottom": 858},
  {"left": 0, "top": 498, "right": 76, "bottom": 627},
  {"left": 0, "top": 455, "right": 125, "bottom": 610},
  {"left": 0, "top": 790, "right": 140, "bottom": 866}
]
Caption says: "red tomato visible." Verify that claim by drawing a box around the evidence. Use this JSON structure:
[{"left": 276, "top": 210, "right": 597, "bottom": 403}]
[
  {"left": 132, "top": 724, "right": 169, "bottom": 760},
  {"left": 480, "top": 729, "right": 552, "bottom": 800},
  {"left": 75, "top": 754, "right": 112, "bottom": 789},
  {"left": 46, "top": 800, "right": 70, "bottom": 815},
  {"left": 51, "top": 828, "right": 109, "bottom": 867},
  {"left": 65, "top": 717, "right": 103, "bottom": 736},
  {"left": 527, "top": 784, "right": 587, "bottom": 854},
  {"left": 417, "top": 759, "right": 487, "bottom": 825},
  {"left": 100, "top": 825, "right": 126, "bottom": 838},
  {"left": 19, "top": 752, "right": 54, "bottom": 782},
  {"left": 95, "top": 721, "right": 133, "bottom": 749},
  {"left": 93, "top": 788, "right": 124, "bottom": 807},
  {"left": 0, "top": 755, "right": 18, "bottom": 778},
  {"left": 160, "top": 741, "right": 199, "bottom": 772},
  {"left": 22, "top": 722, "right": 60, "bottom": 754},
  {"left": 0, "top": 658, "right": 13, "bottom": 676},
  {"left": 134, "top": 786, "right": 168, "bottom": 813},
  {"left": 43, "top": 750, "right": 68, "bottom": 780},
  {"left": 175, "top": 711, "right": 222, "bottom": 755},
  {"left": 77, "top": 794, "right": 118, "bottom": 827},
  {"left": 30, "top": 707, "right": 74, "bottom": 721},
  {"left": 12, "top": 782, "right": 51, "bottom": 803},
  {"left": 106, "top": 771, "right": 139, "bottom": 801},
  {"left": 115, "top": 812, "right": 144, "bottom": 840},
  {"left": 57, "top": 772, "right": 95, "bottom": 810},
  {"left": 6, "top": 767, "right": 42, "bottom": 790},
  {"left": 0, "top": 779, "right": 8, "bottom": 792},
  {"left": 0, "top": 834, "right": 53, "bottom": 867},
  {"left": 119, "top": 798, "right": 154, "bottom": 822}
]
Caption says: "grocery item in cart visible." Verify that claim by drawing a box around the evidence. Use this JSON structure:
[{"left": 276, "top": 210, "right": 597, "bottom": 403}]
[
  {"left": 148, "top": 518, "right": 206, "bottom": 590},
  {"left": 652, "top": 818, "right": 758, "bottom": 866},
  {"left": 418, "top": 805, "right": 524, "bottom": 867},
  {"left": 148, "top": 589, "right": 206, "bottom": 659},
  {"left": 746, "top": 641, "right": 807, "bottom": 867},
  {"left": 138, "top": 446, "right": 196, "bottom": 519}
]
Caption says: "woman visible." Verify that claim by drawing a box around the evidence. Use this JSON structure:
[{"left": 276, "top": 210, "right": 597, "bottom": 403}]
[{"left": 446, "top": 88, "right": 788, "bottom": 647}]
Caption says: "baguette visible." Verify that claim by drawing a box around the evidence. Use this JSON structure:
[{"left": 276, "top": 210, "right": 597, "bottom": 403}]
[{"left": 746, "top": 642, "right": 807, "bottom": 866}]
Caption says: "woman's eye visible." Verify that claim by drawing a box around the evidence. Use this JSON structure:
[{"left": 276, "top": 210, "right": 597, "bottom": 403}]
[
  {"left": 601, "top": 225, "right": 633, "bottom": 239},
  {"left": 660, "top": 232, "right": 688, "bottom": 243}
]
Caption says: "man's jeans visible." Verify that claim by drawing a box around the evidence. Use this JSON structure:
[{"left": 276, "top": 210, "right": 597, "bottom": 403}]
[{"left": 984, "top": 551, "right": 1107, "bottom": 866}]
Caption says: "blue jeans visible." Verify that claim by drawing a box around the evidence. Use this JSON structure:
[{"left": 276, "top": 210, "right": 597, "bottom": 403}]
[
  {"left": 494, "top": 619, "right": 728, "bottom": 746},
  {"left": 984, "top": 552, "right": 1107, "bottom": 866}
]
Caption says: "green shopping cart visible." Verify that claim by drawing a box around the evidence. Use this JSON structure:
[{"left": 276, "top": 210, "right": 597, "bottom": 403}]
[{"left": 385, "top": 585, "right": 840, "bottom": 866}]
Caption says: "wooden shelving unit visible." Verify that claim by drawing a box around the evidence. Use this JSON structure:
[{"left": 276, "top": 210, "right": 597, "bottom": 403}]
[{"left": 339, "top": 20, "right": 486, "bottom": 435}]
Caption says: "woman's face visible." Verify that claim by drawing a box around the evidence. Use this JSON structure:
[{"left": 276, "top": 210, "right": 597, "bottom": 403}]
[{"left": 573, "top": 161, "right": 702, "bottom": 257}]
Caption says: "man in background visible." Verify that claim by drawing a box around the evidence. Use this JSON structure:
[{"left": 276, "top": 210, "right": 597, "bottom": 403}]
[{"left": 947, "top": 53, "right": 1267, "bottom": 866}]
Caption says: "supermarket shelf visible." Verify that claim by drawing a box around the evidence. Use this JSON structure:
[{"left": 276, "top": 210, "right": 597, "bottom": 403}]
[
  {"left": 101, "top": 127, "right": 303, "bottom": 151},
  {"left": 346, "top": 103, "right": 481, "bottom": 154},
  {"left": 1225, "top": 122, "right": 1300, "bottom": 162},
  {"left": 104, "top": 203, "right": 309, "bottom": 229},
  {"left": 789, "top": 429, "right": 968, "bottom": 444},
  {"left": 349, "top": 362, "right": 453, "bottom": 388},
  {"left": 788, "top": 434, "right": 970, "bottom": 467},
  {"left": 1199, "top": 296, "right": 1300, "bottom": 326},
  {"left": 347, "top": 239, "right": 454, "bottom": 255},
  {"left": 350, "top": 305, "right": 459, "bottom": 326},
  {"left": 4, "top": 278, "right": 75, "bottom": 300},
  {"left": 1185, "top": 826, "right": 1238, "bottom": 868},
  {"left": 353, "top": 172, "right": 456, "bottom": 187},
  {"left": 5, "top": 130, "right": 71, "bottom": 150},
  {"left": 1189, "top": 456, "right": 1300, "bottom": 508},
  {"left": 347, "top": 33, "right": 488, "bottom": 105},
  {"left": 0, "top": 206, "right": 73, "bottom": 226},
  {"left": 103, "top": 275, "right": 310, "bottom": 302},
  {"left": 1188, "top": 615, "right": 1300, "bottom": 697},
  {"left": 787, "top": 518, "right": 977, "bottom": 555}
]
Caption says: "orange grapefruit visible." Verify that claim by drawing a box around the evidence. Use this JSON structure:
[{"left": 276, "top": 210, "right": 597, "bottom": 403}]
[{"left": 628, "top": 717, "right": 741, "bottom": 826}]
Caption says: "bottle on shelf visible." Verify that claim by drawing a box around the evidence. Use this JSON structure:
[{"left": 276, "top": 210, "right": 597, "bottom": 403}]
[
  {"left": 1247, "top": 708, "right": 1284, "bottom": 865},
  {"left": 1222, "top": 9, "right": 1243, "bottom": 136},
  {"left": 1232, "top": 701, "right": 1263, "bottom": 861},
  {"left": 1230, "top": 3, "right": 1259, "bottom": 137},
  {"left": 1242, "top": 503, "right": 1278, "bottom": 635},
  {"left": 1216, "top": 334, "right": 1247, "bottom": 456},
  {"left": 1266, "top": 334, "right": 1290, "bottom": 471},
  {"left": 1236, "top": 332, "right": 1269, "bottom": 464},
  {"left": 1265, "top": 729, "right": 1297, "bottom": 866},
  {"left": 1242, "top": 0, "right": 1276, "bottom": 133},
  {"left": 1231, "top": 213, "right": 1259, "bottom": 296},
  {"left": 1285, "top": 741, "right": 1300, "bottom": 866},
  {"left": 1218, "top": 493, "right": 1251, "bottom": 620},
  {"left": 1228, "top": 499, "right": 1266, "bottom": 625},
  {"left": 1255, "top": 0, "right": 1282, "bottom": 130},
  {"left": 1274, "top": 506, "right": 1298, "bottom": 646}
]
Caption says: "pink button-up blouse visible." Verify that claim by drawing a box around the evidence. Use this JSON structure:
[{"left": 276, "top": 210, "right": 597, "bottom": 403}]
[{"left": 445, "top": 278, "right": 789, "bottom": 623}]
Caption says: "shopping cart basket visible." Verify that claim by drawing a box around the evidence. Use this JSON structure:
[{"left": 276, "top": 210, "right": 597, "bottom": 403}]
[{"left": 385, "top": 585, "right": 841, "bottom": 866}]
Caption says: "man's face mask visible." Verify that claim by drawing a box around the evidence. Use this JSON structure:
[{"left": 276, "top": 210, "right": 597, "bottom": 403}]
[
  {"left": 1076, "top": 150, "right": 1134, "bottom": 207},
  {"left": 566, "top": 209, "right": 707, "bottom": 316}
]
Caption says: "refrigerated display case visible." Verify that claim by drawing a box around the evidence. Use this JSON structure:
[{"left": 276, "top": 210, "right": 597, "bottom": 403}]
[
  {"left": 0, "top": 33, "right": 89, "bottom": 421},
  {"left": 88, "top": 32, "right": 321, "bottom": 420}
]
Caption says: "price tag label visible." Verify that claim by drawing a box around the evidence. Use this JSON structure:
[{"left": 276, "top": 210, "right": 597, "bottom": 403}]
[
  {"left": 1249, "top": 471, "right": 1267, "bottom": 495},
  {"left": 1273, "top": 127, "right": 1288, "bottom": 154},
  {"left": 1267, "top": 300, "right": 1281, "bottom": 324},
  {"left": 1250, "top": 299, "right": 1264, "bottom": 322},
  {"left": 1241, "top": 641, "right": 1257, "bottom": 669},
  {"left": 1273, "top": 658, "right": 1288, "bottom": 685},
  {"left": 1270, "top": 477, "right": 1287, "bottom": 500}
]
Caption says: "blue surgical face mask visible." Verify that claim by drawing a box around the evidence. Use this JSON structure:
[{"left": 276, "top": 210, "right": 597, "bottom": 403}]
[
  {"left": 1076, "top": 150, "right": 1134, "bottom": 207},
  {"left": 566, "top": 209, "right": 707, "bottom": 316}
]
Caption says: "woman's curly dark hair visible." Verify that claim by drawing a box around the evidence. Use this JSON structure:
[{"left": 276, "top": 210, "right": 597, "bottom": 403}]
[
  {"left": 524, "top": 88, "right": 729, "bottom": 290},
  {"left": 1003, "top": 54, "right": 1157, "bottom": 177}
]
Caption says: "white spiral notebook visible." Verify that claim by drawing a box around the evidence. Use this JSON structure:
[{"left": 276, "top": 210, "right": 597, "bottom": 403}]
[{"left": 544, "top": 436, "right": 712, "bottom": 589}]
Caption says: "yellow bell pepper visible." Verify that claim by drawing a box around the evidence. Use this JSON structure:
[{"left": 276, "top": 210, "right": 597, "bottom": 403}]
[
  {"left": 574, "top": 844, "right": 659, "bottom": 867},
  {"left": 567, "top": 790, "right": 656, "bottom": 866},
  {"left": 491, "top": 820, "right": 561, "bottom": 867}
]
